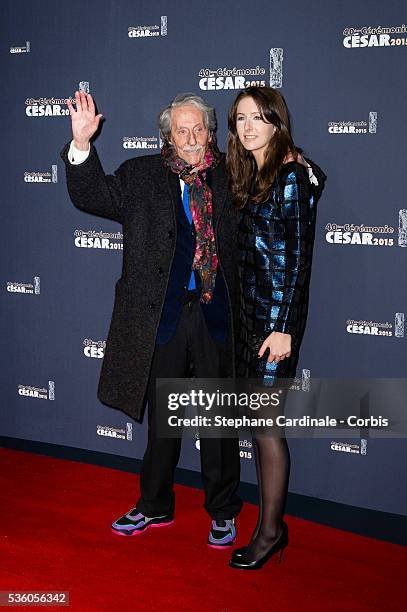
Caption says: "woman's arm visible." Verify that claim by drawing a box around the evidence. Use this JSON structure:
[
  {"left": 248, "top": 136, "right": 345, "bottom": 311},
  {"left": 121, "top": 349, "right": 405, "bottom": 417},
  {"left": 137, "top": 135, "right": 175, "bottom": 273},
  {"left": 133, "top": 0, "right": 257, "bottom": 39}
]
[
  {"left": 270, "top": 166, "right": 316, "bottom": 337},
  {"left": 304, "top": 157, "right": 327, "bottom": 204},
  {"left": 258, "top": 167, "right": 316, "bottom": 362}
]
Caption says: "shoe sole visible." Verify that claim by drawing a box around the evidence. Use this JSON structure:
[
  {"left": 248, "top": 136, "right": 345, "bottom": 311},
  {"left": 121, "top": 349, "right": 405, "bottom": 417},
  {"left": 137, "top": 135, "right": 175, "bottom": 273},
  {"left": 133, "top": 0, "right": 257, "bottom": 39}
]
[
  {"left": 111, "top": 520, "right": 174, "bottom": 537},
  {"left": 229, "top": 562, "right": 262, "bottom": 570},
  {"left": 207, "top": 538, "right": 236, "bottom": 549}
]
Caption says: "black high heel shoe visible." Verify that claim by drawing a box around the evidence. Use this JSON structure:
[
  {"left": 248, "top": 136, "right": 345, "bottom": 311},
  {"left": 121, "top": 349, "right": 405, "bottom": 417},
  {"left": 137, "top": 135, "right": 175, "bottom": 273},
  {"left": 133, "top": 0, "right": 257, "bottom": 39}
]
[
  {"left": 232, "top": 520, "right": 288, "bottom": 560},
  {"left": 231, "top": 545, "right": 248, "bottom": 559},
  {"left": 229, "top": 521, "right": 288, "bottom": 570}
]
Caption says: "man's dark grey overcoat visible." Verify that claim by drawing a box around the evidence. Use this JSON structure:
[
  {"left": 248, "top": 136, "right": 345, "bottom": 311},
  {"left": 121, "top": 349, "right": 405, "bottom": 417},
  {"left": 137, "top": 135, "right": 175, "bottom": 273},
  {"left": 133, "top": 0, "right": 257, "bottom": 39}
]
[{"left": 61, "top": 144, "right": 238, "bottom": 421}]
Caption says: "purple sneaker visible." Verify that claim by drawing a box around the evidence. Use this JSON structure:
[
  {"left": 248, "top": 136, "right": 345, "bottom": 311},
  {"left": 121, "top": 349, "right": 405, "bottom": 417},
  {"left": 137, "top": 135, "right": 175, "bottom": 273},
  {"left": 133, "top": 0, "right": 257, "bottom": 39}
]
[
  {"left": 208, "top": 518, "right": 236, "bottom": 548},
  {"left": 111, "top": 508, "right": 174, "bottom": 536}
]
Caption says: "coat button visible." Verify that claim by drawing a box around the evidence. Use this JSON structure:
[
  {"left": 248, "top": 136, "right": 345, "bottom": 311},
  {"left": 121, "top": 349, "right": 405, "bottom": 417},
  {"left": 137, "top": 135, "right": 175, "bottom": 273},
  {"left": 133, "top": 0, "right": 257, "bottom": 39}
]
[
  {"left": 157, "top": 267, "right": 163, "bottom": 274},
  {"left": 190, "top": 228, "right": 195, "bottom": 236},
  {"left": 149, "top": 303, "right": 155, "bottom": 310},
  {"left": 168, "top": 230, "right": 174, "bottom": 239}
]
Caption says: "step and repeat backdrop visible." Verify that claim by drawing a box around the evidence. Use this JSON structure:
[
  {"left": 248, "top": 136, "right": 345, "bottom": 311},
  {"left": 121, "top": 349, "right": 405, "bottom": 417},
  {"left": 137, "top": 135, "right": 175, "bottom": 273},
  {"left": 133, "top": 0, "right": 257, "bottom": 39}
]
[{"left": 1, "top": 0, "right": 406, "bottom": 515}]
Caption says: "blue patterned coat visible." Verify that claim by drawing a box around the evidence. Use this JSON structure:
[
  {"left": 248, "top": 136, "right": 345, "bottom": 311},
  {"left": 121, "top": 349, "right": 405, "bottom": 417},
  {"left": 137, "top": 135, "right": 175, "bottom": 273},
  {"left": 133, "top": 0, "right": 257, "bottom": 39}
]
[{"left": 236, "top": 160, "right": 326, "bottom": 383}]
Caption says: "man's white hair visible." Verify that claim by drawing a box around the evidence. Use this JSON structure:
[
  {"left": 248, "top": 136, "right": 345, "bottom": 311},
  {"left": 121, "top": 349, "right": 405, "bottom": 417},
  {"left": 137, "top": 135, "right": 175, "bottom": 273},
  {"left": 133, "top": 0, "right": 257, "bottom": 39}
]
[{"left": 159, "top": 93, "right": 217, "bottom": 143}]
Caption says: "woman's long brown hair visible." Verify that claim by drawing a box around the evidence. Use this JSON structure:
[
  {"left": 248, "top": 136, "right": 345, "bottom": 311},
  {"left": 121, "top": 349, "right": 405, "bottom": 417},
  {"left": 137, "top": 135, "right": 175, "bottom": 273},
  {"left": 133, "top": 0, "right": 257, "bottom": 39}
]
[{"left": 226, "top": 86, "right": 297, "bottom": 209}]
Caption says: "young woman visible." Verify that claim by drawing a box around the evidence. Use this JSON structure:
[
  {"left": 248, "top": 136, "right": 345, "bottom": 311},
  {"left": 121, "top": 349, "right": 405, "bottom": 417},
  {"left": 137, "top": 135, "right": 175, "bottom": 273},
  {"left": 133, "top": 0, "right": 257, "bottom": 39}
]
[{"left": 226, "top": 86, "right": 326, "bottom": 570}]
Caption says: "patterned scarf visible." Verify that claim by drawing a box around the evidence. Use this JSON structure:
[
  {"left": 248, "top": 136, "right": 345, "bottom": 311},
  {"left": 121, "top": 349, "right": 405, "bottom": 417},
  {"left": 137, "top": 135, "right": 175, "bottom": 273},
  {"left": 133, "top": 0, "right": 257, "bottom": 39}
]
[{"left": 162, "top": 141, "right": 220, "bottom": 303}]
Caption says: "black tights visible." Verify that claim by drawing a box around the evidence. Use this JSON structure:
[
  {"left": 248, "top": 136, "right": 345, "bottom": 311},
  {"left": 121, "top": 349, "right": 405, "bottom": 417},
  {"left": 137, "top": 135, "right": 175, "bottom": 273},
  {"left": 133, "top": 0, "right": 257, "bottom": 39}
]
[{"left": 244, "top": 435, "right": 290, "bottom": 561}]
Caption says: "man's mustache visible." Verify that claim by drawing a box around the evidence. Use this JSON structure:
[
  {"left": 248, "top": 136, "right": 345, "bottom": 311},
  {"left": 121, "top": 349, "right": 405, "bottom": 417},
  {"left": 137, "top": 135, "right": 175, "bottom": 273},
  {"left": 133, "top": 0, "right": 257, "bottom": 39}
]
[{"left": 182, "top": 145, "right": 203, "bottom": 153}]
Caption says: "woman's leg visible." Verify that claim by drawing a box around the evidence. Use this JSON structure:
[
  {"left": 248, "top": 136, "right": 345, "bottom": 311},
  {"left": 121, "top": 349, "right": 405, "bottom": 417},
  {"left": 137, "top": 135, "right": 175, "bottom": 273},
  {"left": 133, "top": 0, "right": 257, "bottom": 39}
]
[
  {"left": 244, "top": 433, "right": 290, "bottom": 561},
  {"left": 250, "top": 438, "right": 263, "bottom": 540}
]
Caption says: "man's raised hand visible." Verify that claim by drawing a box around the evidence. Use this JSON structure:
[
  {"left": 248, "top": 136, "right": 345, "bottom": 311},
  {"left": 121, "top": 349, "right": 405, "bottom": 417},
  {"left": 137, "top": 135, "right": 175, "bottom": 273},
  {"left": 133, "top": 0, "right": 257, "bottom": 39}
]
[{"left": 67, "top": 91, "right": 103, "bottom": 151}]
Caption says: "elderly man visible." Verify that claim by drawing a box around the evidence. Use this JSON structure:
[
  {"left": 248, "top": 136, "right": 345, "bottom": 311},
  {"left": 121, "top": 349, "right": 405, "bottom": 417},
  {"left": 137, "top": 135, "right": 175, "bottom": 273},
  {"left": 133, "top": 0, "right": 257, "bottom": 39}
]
[{"left": 61, "top": 91, "right": 242, "bottom": 547}]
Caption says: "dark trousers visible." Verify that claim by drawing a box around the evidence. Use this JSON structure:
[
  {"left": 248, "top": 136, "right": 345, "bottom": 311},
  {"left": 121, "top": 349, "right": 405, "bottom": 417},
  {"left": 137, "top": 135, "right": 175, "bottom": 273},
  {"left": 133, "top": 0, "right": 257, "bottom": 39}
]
[{"left": 136, "top": 296, "right": 242, "bottom": 520}]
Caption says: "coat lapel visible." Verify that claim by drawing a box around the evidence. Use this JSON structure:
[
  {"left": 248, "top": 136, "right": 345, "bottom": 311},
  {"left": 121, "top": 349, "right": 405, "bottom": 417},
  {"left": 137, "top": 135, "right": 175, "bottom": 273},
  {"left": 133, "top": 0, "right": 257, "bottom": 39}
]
[
  {"left": 207, "top": 159, "right": 228, "bottom": 231},
  {"left": 165, "top": 166, "right": 182, "bottom": 214},
  {"left": 147, "top": 161, "right": 178, "bottom": 236}
]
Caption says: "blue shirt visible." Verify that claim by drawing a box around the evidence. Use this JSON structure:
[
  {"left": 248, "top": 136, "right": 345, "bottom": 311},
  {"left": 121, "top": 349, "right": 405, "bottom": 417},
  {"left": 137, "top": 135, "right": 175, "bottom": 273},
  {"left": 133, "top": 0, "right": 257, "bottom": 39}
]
[{"left": 182, "top": 183, "right": 196, "bottom": 290}]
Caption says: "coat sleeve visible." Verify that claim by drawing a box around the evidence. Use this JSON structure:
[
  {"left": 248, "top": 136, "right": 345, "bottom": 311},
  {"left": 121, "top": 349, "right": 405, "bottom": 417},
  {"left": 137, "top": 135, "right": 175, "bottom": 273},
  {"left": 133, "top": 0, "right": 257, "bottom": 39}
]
[
  {"left": 269, "top": 167, "right": 316, "bottom": 337},
  {"left": 60, "top": 141, "right": 128, "bottom": 224}
]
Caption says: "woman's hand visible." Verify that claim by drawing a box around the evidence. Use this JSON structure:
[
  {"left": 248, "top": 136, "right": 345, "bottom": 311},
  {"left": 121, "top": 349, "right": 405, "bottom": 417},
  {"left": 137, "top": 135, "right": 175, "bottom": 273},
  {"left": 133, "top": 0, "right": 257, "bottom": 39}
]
[
  {"left": 67, "top": 91, "right": 103, "bottom": 151},
  {"left": 258, "top": 331, "right": 291, "bottom": 363},
  {"left": 283, "top": 150, "right": 307, "bottom": 168}
]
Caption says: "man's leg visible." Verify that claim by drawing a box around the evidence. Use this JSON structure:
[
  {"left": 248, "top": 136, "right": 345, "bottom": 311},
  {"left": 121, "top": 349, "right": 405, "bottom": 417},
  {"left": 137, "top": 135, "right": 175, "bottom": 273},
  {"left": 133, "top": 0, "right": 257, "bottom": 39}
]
[
  {"left": 136, "top": 320, "right": 189, "bottom": 518},
  {"left": 187, "top": 301, "right": 242, "bottom": 523},
  {"left": 112, "top": 310, "right": 189, "bottom": 536}
]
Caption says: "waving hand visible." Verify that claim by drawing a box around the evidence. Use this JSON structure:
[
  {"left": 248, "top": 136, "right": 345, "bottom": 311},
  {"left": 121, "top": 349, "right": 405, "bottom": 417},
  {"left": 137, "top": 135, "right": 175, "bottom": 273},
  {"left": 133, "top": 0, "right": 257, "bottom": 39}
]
[{"left": 67, "top": 91, "right": 103, "bottom": 151}]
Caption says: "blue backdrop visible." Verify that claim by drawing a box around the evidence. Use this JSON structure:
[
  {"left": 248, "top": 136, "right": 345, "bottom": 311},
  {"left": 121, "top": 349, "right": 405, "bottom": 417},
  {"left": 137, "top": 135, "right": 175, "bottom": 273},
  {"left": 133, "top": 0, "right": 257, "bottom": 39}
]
[{"left": 1, "top": 0, "right": 406, "bottom": 516}]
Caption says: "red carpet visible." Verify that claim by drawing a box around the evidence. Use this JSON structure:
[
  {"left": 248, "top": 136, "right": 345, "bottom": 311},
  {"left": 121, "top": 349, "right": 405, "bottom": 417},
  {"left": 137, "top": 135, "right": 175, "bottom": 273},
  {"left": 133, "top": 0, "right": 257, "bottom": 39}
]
[{"left": 0, "top": 448, "right": 405, "bottom": 611}]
